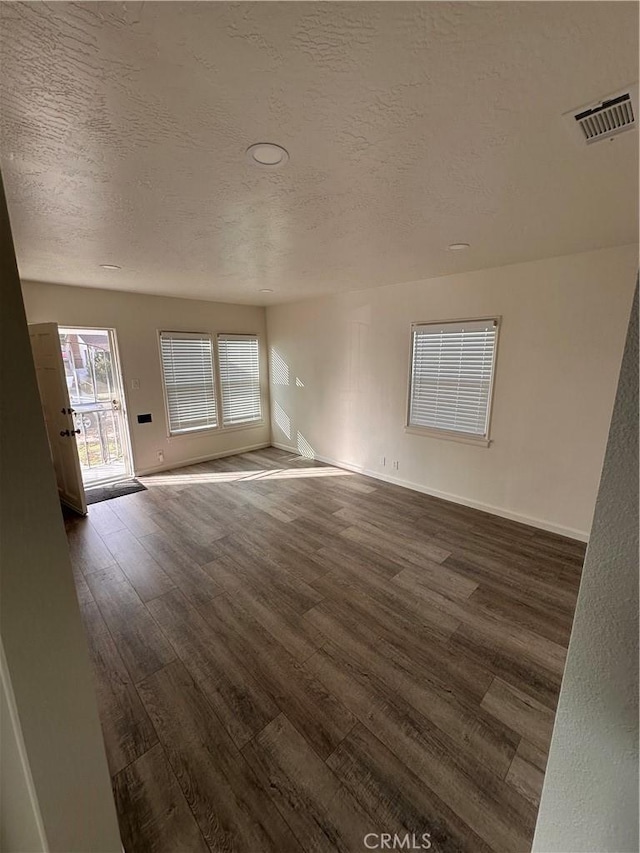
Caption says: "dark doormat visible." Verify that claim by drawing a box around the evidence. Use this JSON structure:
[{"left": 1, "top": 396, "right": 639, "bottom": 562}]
[{"left": 86, "top": 479, "right": 147, "bottom": 505}]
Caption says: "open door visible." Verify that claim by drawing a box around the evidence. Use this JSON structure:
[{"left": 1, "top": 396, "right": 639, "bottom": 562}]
[
  {"left": 29, "top": 322, "right": 87, "bottom": 515},
  {"left": 59, "top": 327, "right": 133, "bottom": 486}
]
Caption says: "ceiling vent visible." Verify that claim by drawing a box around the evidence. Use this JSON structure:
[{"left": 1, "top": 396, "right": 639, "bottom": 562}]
[{"left": 563, "top": 84, "right": 638, "bottom": 145}]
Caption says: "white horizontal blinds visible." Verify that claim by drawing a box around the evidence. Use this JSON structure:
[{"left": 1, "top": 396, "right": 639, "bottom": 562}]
[
  {"left": 160, "top": 332, "right": 217, "bottom": 434},
  {"left": 217, "top": 334, "right": 262, "bottom": 426},
  {"left": 409, "top": 319, "right": 497, "bottom": 437}
]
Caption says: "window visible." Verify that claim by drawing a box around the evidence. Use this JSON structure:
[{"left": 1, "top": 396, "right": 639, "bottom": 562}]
[
  {"left": 159, "top": 331, "right": 218, "bottom": 434},
  {"left": 217, "top": 334, "right": 262, "bottom": 426},
  {"left": 408, "top": 317, "right": 499, "bottom": 442}
]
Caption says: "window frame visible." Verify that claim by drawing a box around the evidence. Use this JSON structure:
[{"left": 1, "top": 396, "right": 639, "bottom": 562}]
[
  {"left": 158, "top": 330, "right": 265, "bottom": 440},
  {"left": 216, "top": 332, "right": 264, "bottom": 430},
  {"left": 158, "top": 330, "right": 220, "bottom": 438},
  {"left": 405, "top": 315, "right": 501, "bottom": 447}
]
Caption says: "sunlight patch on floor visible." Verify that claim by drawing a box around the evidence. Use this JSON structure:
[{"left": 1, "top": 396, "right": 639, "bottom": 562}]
[{"left": 141, "top": 466, "right": 352, "bottom": 486}]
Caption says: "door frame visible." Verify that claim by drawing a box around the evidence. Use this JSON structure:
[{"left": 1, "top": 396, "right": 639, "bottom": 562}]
[{"left": 61, "top": 325, "right": 134, "bottom": 487}]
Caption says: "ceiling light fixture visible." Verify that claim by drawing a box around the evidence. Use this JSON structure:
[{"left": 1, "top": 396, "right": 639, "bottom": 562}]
[
  {"left": 259, "top": 288, "right": 274, "bottom": 293},
  {"left": 447, "top": 243, "right": 470, "bottom": 251},
  {"left": 246, "top": 142, "right": 289, "bottom": 169},
  {"left": 99, "top": 263, "right": 121, "bottom": 270}
]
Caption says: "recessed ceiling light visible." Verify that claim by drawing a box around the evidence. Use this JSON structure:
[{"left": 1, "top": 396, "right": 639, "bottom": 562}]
[
  {"left": 259, "top": 288, "right": 274, "bottom": 293},
  {"left": 246, "top": 143, "right": 289, "bottom": 169},
  {"left": 447, "top": 243, "right": 470, "bottom": 251},
  {"left": 99, "top": 263, "right": 121, "bottom": 270}
]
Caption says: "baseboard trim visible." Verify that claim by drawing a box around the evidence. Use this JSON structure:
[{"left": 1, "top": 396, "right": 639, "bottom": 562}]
[
  {"left": 271, "top": 442, "right": 589, "bottom": 542},
  {"left": 135, "top": 442, "right": 271, "bottom": 477}
]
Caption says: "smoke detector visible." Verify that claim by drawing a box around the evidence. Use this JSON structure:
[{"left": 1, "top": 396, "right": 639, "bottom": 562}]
[
  {"left": 563, "top": 84, "right": 638, "bottom": 145},
  {"left": 246, "top": 143, "right": 289, "bottom": 168}
]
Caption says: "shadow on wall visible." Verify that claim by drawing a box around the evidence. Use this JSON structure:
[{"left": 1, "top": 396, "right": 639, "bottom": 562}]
[
  {"left": 274, "top": 401, "right": 291, "bottom": 440},
  {"left": 270, "top": 348, "right": 290, "bottom": 385},
  {"left": 270, "top": 347, "right": 313, "bottom": 458},
  {"left": 296, "top": 431, "right": 314, "bottom": 458}
]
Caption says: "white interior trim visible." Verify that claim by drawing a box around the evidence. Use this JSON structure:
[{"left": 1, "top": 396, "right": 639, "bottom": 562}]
[
  {"left": 403, "top": 425, "right": 491, "bottom": 447},
  {"left": 135, "top": 441, "right": 271, "bottom": 476},
  {"left": 0, "top": 642, "right": 49, "bottom": 852},
  {"left": 271, "top": 441, "right": 590, "bottom": 542}
]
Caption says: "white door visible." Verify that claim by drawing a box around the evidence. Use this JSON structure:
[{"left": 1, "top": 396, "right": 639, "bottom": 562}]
[{"left": 29, "top": 322, "right": 87, "bottom": 515}]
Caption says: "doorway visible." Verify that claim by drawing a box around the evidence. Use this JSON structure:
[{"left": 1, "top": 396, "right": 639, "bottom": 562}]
[{"left": 59, "top": 327, "right": 133, "bottom": 487}]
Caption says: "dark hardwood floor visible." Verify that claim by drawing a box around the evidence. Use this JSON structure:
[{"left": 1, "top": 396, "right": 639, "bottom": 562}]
[{"left": 64, "top": 447, "right": 585, "bottom": 853}]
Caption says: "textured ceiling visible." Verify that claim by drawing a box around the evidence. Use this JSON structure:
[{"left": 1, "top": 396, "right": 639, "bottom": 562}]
[{"left": 1, "top": 2, "right": 638, "bottom": 305}]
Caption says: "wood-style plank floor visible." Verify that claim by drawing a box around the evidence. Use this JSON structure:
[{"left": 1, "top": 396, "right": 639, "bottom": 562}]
[{"left": 65, "top": 447, "right": 585, "bottom": 853}]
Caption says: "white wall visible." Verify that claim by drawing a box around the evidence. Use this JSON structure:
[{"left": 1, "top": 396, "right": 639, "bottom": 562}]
[
  {"left": 267, "top": 245, "right": 637, "bottom": 539},
  {"left": 533, "top": 282, "right": 638, "bottom": 851},
  {"left": 21, "top": 281, "right": 270, "bottom": 474},
  {"left": 1, "top": 179, "right": 122, "bottom": 851}
]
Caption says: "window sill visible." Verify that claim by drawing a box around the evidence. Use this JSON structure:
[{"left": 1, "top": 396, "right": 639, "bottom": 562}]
[
  {"left": 404, "top": 425, "right": 491, "bottom": 447},
  {"left": 167, "top": 420, "right": 266, "bottom": 441},
  {"left": 167, "top": 426, "right": 219, "bottom": 440},
  {"left": 219, "top": 420, "right": 267, "bottom": 434}
]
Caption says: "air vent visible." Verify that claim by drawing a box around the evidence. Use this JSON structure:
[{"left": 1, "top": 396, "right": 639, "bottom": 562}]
[{"left": 563, "top": 84, "right": 638, "bottom": 145}]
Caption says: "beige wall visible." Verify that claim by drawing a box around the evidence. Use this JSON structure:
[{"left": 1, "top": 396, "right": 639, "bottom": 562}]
[
  {"left": 267, "top": 245, "right": 638, "bottom": 539},
  {"left": 1, "top": 179, "right": 122, "bottom": 851},
  {"left": 533, "top": 283, "right": 638, "bottom": 851},
  {"left": 22, "top": 281, "right": 270, "bottom": 474}
]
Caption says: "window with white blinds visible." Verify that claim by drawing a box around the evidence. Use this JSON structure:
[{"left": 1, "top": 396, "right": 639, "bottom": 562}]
[
  {"left": 217, "top": 334, "right": 262, "bottom": 427},
  {"left": 408, "top": 318, "right": 499, "bottom": 439},
  {"left": 159, "top": 332, "right": 218, "bottom": 435}
]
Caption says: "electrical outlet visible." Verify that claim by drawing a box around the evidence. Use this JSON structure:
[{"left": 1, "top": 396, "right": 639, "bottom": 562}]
[
  {"left": 131, "top": 378, "right": 140, "bottom": 390},
  {"left": 380, "top": 456, "right": 386, "bottom": 467},
  {"left": 393, "top": 460, "right": 399, "bottom": 470},
  {"left": 157, "top": 450, "right": 164, "bottom": 463}
]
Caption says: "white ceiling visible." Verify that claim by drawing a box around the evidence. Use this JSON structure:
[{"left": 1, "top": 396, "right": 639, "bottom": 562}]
[{"left": 1, "top": 1, "right": 638, "bottom": 305}]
